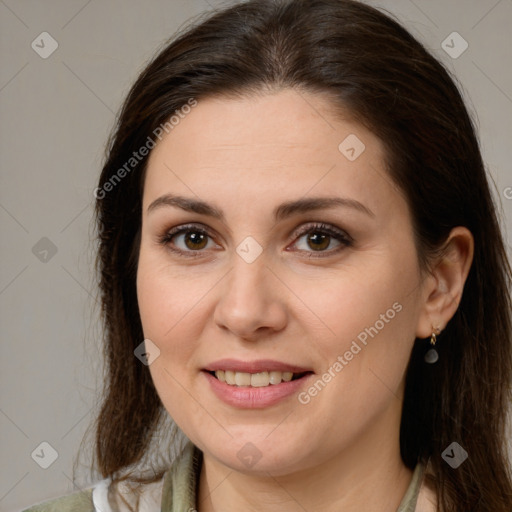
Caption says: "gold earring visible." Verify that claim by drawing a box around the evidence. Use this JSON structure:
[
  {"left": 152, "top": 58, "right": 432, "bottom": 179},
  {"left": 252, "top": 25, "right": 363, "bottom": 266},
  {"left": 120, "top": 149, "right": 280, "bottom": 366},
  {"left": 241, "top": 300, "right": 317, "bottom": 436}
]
[{"left": 425, "top": 327, "right": 440, "bottom": 364}]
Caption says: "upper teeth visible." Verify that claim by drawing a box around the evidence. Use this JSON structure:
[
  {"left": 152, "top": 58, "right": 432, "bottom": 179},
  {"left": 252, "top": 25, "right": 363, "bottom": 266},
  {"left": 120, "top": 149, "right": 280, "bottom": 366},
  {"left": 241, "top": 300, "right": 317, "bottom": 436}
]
[{"left": 215, "top": 370, "right": 295, "bottom": 387}]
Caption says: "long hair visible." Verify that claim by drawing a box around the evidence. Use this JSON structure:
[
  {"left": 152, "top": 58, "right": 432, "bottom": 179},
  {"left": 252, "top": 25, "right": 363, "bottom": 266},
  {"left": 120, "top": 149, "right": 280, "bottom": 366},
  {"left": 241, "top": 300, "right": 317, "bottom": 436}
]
[{"left": 93, "top": 1, "right": 512, "bottom": 509}]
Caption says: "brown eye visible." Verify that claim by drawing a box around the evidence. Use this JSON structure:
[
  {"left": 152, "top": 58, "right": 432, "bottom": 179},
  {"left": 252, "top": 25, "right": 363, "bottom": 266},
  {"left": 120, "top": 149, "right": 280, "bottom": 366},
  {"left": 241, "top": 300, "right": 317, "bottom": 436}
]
[
  {"left": 183, "top": 231, "right": 208, "bottom": 250},
  {"left": 158, "top": 224, "right": 218, "bottom": 256},
  {"left": 306, "top": 232, "right": 331, "bottom": 251},
  {"left": 290, "top": 222, "right": 353, "bottom": 256}
]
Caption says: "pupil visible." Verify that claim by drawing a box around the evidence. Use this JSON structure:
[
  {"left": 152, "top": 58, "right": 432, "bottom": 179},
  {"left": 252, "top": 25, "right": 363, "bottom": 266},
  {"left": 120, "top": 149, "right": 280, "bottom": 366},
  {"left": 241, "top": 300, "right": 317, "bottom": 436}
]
[
  {"left": 308, "top": 233, "right": 329, "bottom": 251},
  {"left": 186, "top": 232, "right": 207, "bottom": 250},
  {"left": 308, "top": 233, "right": 330, "bottom": 250}
]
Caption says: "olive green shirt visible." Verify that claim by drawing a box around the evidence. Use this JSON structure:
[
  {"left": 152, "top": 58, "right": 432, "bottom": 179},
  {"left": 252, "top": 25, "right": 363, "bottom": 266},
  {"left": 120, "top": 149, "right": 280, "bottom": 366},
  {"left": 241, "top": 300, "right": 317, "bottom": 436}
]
[{"left": 23, "top": 442, "right": 425, "bottom": 511}]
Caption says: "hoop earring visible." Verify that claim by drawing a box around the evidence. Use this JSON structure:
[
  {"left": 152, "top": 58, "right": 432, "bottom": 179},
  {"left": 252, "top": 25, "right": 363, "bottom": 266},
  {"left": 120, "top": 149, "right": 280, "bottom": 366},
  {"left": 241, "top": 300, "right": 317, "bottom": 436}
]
[{"left": 424, "top": 328, "right": 440, "bottom": 364}]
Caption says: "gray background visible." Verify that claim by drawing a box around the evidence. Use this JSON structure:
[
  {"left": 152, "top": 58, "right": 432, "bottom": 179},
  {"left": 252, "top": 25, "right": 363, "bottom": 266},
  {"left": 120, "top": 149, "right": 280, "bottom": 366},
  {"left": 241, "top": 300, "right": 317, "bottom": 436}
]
[{"left": 1, "top": 0, "right": 511, "bottom": 510}]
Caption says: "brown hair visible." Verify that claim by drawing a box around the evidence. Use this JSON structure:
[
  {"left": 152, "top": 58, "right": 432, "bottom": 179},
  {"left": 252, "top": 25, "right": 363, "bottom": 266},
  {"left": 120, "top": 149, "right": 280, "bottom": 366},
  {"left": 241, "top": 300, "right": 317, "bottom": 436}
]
[{"left": 92, "top": 0, "right": 512, "bottom": 509}]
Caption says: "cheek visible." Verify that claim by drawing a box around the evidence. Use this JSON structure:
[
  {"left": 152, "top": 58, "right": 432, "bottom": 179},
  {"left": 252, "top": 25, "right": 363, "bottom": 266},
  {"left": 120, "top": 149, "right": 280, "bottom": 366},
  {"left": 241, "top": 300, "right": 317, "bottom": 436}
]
[
  {"left": 291, "top": 262, "right": 420, "bottom": 444},
  {"left": 300, "top": 249, "right": 421, "bottom": 399},
  {"left": 136, "top": 248, "right": 193, "bottom": 364},
  {"left": 303, "top": 259, "right": 417, "bottom": 345},
  {"left": 136, "top": 241, "right": 209, "bottom": 337},
  {"left": 136, "top": 250, "right": 211, "bottom": 430}
]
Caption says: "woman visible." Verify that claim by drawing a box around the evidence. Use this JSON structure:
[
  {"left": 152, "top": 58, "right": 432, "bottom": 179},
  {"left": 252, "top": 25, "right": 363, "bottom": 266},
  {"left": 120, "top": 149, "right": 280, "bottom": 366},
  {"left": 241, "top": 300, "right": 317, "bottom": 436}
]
[{"left": 24, "top": 0, "right": 512, "bottom": 510}]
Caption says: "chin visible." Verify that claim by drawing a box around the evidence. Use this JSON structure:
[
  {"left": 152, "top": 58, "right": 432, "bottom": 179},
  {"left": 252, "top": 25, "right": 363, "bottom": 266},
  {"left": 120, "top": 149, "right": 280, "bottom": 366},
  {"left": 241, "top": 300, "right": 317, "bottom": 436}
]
[{"left": 197, "top": 432, "right": 314, "bottom": 476}]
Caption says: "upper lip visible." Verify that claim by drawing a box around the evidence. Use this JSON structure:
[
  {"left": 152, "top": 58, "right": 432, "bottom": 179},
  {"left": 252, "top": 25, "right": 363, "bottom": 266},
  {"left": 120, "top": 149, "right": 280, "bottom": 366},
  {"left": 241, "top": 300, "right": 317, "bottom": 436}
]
[{"left": 203, "top": 359, "right": 313, "bottom": 374}]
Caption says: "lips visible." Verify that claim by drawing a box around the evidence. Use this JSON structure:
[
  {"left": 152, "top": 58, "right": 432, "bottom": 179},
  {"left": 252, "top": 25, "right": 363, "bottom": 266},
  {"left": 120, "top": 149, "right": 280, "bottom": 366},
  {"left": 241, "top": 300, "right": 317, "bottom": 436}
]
[
  {"left": 203, "top": 358, "right": 312, "bottom": 374},
  {"left": 201, "top": 359, "right": 314, "bottom": 408}
]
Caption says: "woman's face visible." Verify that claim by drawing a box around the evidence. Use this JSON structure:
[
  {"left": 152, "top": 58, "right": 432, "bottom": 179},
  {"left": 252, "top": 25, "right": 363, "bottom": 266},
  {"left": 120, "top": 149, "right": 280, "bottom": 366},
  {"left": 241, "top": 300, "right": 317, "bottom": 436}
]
[{"left": 137, "top": 89, "right": 428, "bottom": 475}]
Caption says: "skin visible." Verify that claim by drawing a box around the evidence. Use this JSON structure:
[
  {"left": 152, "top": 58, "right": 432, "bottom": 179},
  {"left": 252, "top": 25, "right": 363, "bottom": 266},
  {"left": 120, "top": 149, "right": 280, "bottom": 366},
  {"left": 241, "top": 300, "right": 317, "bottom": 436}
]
[{"left": 136, "top": 89, "right": 473, "bottom": 512}]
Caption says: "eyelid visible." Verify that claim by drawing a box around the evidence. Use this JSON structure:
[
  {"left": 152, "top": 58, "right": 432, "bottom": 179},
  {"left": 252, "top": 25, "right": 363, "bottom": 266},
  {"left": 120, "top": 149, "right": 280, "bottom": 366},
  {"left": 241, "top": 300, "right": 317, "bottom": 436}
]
[
  {"left": 285, "top": 221, "right": 353, "bottom": 257},
  {"left": 290, "top": 222, "right": 353, "bottom": 244},
  {"left": 157, "top": 222, "right": 220, "bottom": 257}
]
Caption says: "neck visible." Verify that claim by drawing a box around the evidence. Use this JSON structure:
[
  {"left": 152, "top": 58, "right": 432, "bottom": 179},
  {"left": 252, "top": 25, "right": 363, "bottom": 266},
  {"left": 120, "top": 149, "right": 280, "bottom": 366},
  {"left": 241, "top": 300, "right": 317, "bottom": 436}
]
[{"left": 197, "top": 405, "right": 413, "bottom": 512}]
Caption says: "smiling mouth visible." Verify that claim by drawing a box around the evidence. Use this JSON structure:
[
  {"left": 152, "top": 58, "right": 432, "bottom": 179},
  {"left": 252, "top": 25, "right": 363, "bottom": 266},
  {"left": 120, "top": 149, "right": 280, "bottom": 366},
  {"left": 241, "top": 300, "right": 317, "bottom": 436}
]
[{"left": 207, "top": 370, "right": 312, "bottom": 387}]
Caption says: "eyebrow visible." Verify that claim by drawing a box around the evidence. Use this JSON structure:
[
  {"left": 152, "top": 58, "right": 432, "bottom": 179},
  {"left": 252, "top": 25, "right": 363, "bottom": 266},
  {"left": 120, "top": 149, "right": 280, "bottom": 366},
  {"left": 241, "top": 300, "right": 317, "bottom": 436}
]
[{"left": 147, "top": 194, "right": 375, "bottom": 220}]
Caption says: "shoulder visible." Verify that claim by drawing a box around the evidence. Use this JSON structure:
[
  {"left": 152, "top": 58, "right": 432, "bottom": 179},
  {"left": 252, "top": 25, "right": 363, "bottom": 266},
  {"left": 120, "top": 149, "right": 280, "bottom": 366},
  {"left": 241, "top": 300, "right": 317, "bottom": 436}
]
[
  {"left": 21, "top": 441, "right": 201, "bottom": 512},
  {"left": 415, "top": 464, "right": 437, "bottom": 512},
  {"left": 21, "top": 488, "right": 94, "bottom": 512},
  {"left": 397, "top": 460, "right": 438, "bottom": 512},
  {"left": 21, "top": 478, "right": 161, "bottom": 512}
]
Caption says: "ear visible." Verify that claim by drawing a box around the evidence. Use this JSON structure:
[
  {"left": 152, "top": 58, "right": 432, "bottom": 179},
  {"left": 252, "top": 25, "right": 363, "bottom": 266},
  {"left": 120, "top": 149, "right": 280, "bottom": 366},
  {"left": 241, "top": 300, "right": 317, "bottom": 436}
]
[{"left": 416, "top": 227, "right": 474, "bottom": 339}]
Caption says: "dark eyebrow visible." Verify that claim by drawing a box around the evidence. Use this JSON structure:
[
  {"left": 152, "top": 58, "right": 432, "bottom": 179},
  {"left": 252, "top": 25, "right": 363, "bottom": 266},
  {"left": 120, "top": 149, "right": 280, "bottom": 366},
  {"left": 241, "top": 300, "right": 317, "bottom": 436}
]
[
  {"left": 147, "top": 194, "right": 374, "bottom": 220},
  {"left": 274, "top": 196, "right": 374, "bottom": 220},
  {"left": 147, "top": 194, "right": 224, "bottom": 220}
]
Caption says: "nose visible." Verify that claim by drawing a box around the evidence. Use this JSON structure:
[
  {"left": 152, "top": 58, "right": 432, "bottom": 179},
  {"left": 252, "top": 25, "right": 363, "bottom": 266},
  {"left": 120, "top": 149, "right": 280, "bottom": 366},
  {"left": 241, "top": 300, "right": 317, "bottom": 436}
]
[{"left": 213, "top": 255, "right": 288, "bottom": 341}]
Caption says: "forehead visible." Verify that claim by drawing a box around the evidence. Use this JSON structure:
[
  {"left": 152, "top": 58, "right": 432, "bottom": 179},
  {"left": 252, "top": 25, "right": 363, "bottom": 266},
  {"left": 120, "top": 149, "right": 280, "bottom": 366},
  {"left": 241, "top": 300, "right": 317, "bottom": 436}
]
[{"left": 143, "top": 89, "right": 397, "bottom": 218}]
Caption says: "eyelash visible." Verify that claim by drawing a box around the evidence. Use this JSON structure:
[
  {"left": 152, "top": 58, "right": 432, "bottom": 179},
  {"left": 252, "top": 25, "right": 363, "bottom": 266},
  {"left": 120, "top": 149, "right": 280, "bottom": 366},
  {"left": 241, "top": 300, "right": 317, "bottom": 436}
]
[{"left": 157, "top": 222, "right": 353, "bottom": 259}]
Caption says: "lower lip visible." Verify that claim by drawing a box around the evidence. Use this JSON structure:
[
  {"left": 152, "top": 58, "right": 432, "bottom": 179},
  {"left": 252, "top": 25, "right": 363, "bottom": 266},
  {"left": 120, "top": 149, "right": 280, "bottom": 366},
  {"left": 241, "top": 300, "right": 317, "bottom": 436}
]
[{"left": 203, "top": 371, "right": 313, "bottom": 409}]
